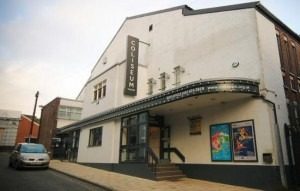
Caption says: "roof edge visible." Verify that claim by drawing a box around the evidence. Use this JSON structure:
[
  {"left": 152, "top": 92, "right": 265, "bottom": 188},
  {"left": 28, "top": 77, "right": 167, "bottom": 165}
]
[
  {"left": 88, "top": 5, "right": 189, "bottom": 78},
  {"left": 127, "top": 5, "right": 189, "bottom": 20},
  {"left": 182, "top": 1, "right": 259, "bottom": 16},
  {"left": 255, "top": 3, "right": 300, "bottom": 42}
]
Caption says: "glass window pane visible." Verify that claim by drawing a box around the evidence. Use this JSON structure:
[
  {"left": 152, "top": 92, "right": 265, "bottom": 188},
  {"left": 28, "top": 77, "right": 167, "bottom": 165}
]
[
  {"left": 128, "top": 148, "right": 137, "bottom": 161},
  {"left": 137, "top": 147, "right": 146, "bottom": 160},
  {"left": 121, "top": 128, "right": 128, "bottom": 146},
  {"left": 129, "top": 116, "right": 137, "bottom": 125},
  {"left": 120, "top": 148, "right": 127, "bottom": 162},
  {"left": 139, "top": 113, "right": 147, "bottom": 123},
  {"left": 122, "top": 118, "right": 128, "bottom": 127},
  {"left": 89, "top": 127, "right": 102, "bottom": 146},
  {"left": 139, "top": 124, "right": 147, "bottom": 144}
]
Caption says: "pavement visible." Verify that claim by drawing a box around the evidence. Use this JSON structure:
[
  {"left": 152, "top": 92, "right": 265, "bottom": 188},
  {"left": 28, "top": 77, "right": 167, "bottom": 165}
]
[{"left": 49, "top": 160, "right": 261, "bottom": 191}]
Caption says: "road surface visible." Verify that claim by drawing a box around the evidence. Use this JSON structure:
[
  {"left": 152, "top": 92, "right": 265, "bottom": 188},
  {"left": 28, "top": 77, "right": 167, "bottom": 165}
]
[{"left": 0, "top": 152, "right": 107, "bottom": 191}]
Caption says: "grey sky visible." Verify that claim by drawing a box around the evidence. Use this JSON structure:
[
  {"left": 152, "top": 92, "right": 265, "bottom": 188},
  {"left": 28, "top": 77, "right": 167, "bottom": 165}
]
[{"left": 0, "top": 0, "right": 299, "bottom": 116}]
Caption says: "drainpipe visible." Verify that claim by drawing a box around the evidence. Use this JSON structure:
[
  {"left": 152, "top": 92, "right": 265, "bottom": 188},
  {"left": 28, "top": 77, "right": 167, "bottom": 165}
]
[{"left": 260, "top": 96, "right": 287, "bottom": 188}]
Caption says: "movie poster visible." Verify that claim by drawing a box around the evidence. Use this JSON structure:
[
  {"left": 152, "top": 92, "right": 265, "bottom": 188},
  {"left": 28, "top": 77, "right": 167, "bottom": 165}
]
[
  {"left": 210, "top": 123, "right": 232, "bottom": 161},
  {"left": 231, "top": 120, "right": 257, "bottom": 161}
]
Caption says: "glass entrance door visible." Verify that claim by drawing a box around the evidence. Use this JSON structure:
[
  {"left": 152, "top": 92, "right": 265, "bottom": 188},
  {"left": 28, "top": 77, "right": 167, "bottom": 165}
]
[
  {"left": 120, "top": 113, "right": 148, "bottom": 162},
  {"left": 120, "top": 113, "right": 165, "bottom": 163},
  {"left": 149, "top": 126, "right": 160, "bottom": 157},
  {"left": 160, "top": 126, "right": 170, "bottom": 160}
]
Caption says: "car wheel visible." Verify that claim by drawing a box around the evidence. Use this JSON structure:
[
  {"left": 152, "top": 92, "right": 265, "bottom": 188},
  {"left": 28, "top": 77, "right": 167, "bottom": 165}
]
[
  {"left": 13, "top": 160, "right": 21, "bottom": 170},
  {"left": 8, "top": 160, "right": 12, "bottom": 167}
]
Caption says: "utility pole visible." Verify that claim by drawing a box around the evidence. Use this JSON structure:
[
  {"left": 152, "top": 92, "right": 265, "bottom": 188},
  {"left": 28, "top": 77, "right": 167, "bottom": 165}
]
[{"left": 28, "top": 91, "right": 39, "bottom": 143}]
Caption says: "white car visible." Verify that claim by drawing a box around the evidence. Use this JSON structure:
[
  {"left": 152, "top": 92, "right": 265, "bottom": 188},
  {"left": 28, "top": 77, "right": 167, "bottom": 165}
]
[{"left": 9, "top": 143, "right": 50, "bottom": 169}]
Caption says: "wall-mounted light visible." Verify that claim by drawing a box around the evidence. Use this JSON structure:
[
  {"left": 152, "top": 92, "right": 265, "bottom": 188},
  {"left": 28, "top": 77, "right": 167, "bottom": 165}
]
[{"left": 232, "top": 62, "right": 240, "bottom": 68}]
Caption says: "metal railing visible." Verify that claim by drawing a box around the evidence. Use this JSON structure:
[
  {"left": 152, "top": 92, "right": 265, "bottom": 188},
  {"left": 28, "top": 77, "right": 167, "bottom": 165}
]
[
  {"left": 146, "top": 146, "right": 159, "bottom": 176},
  {"left": 163, "top": 147, "right": 185, "bottom": 163}
]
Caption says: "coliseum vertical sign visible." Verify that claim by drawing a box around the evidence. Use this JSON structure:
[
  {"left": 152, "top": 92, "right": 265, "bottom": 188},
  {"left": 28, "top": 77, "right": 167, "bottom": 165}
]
[{"left": 124, "top": 35, "right": 139, "bottom": 96}]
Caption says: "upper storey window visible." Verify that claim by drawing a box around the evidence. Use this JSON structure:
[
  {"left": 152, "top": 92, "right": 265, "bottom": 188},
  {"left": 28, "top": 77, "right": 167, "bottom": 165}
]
[
  {"left": 276, "top": 30, "right": 299, "bottom": 77},
  {"left": 102, "top": 57, "right": 107, "bottom": 65},
  {"left": 276, "top": 32, "right": 284, "bottom": 69},
  {"left": 291, "top": 43, "right": 299, "bottom": 75},
  {"left": 93, "top": 80, "right": 107, "bottom": 102},
  {"left": 58, "top": 106, "right": 82, "bottom": 120}
]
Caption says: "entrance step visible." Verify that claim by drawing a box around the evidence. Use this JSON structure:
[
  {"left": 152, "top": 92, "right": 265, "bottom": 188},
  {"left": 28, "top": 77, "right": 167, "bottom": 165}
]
[
  {"left": 158, "top": 159, "right": 170, "bottom": 164},
  {"left": 154, "top": 163, "right": 186, "bottom": 181}
]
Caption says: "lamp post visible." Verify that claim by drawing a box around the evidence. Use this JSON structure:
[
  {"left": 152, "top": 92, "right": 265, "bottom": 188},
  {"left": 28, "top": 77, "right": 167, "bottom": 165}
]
[{"left": 28, "top": 91, "right": 39, "bottom": 143}]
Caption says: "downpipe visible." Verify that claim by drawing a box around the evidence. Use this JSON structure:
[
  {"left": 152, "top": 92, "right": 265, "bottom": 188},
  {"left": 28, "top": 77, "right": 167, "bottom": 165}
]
[{"left": 259, "top": 96, "right": 287, "bottom": 188}]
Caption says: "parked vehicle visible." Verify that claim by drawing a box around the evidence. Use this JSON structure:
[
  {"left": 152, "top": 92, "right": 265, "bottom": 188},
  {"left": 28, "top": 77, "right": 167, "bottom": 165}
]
[{"left": 9, "top": 143, "right": 50, "bottom": 169}]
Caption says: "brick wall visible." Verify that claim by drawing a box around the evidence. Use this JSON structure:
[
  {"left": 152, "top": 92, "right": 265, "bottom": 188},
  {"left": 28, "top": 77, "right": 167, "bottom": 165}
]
[
  {"left": 38, "top": 98, "right": 60, "bottom": 154},
  {"left": 276, "top": 27, "right": 300, "bottom": 102},
  {"left": 15, "top": 115, "right": 39, "bottom": 144}
]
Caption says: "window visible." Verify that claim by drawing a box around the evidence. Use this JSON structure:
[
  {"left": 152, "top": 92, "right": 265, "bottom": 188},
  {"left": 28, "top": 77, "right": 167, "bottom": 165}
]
[
  {"left": 93, "top": 88, "right": 98, "bottom": 101},
  {"left": 102, "top": 81, "right": 106, "bottom": 97},
  {"left": 147, "top": 78, "right": 156, "bottom": 95},
  {"left": 102, "top": 57, "right": 107, "bottom": 65},
  {"left": 159, "top": 72, "right": 168, "bottom": 91},
  {"left": 120, "top": 113, "right": 148, "bottom": 162},
  {"left": 276, "top": 33, "right": 284, "bottom": 68},
  {"left": 291, "top": 45, "right": 299, "bottom": 75},
  {"left": 284, "top": 38, "right": 292, "bottom": 71},
  {"left": 98, "top": 84, "right": 102, "bottom": 99},
  {"left": 290, "top": 75, "right": 297, "bottom": 91},
  {"left": 89, "top": 127, "right": 103, "bottom": 147},
  {"left": 58, "top": 106, "right": 82, "bottom": 120},
  {"left": 93, "top": 80, "right": 107, "bottom": 102},
  {"left": 149, "top": 24, "right": 153, "bottom": 32},
  {"left": 173, "top": 66, "right": 185, "bottom": 87},
  {"left": 289, "top": 43, "right": 296, "bottom": 73}
]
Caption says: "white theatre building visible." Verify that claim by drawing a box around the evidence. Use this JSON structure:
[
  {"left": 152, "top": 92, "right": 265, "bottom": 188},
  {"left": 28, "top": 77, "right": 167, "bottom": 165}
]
[{"left": 59, "top": 2, "right": 300, "bottom": 190}]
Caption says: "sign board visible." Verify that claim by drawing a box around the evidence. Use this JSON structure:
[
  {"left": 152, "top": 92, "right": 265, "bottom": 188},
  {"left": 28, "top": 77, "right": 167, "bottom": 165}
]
[{"left": 124, "top": 35, "right": 139, "bottom": 96}]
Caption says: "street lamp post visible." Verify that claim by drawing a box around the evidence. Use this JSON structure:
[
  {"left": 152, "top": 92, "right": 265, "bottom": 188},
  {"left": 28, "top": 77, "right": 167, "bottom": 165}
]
[{"left": 28, "top": 91, "right": 39, "bottom": 143}]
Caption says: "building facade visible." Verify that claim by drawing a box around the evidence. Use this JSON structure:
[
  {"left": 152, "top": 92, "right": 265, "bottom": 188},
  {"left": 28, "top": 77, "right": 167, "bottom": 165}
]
[
  {"left": 38, "top": 97, "right": 82, "bottom": 158},
  {"left": 59, "top": 2, "right": 300, "bottom": 190},
  {"left": 15, "top": 115, "right": 40, "bottom": 144},
  {"left": 0, "top": 109, "right": 21, "bottom": 151}
]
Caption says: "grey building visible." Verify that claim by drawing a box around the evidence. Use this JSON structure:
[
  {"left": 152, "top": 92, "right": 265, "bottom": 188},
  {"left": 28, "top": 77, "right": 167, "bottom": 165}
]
[{"left": 0, "top": 109, "right": 21, "bottom": 151}]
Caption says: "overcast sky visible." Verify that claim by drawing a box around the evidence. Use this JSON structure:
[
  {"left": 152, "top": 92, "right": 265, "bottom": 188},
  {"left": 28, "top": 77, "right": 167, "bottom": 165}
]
[{"left": 0, "top": 0, "right": 299, "bottom": 117}]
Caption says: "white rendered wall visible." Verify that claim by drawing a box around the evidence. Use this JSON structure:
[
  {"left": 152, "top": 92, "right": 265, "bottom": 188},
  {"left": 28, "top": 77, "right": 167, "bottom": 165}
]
[
  {"left": 0, "top": 109, "right": 21, "bottom": 146},
  {"left": 255, "top": 11, "right": 290, "bottom": 164},
  {"left": 77, "top": 119, "right": 121, "bottom": 163},
  {"left": 166, "top": 98, "right": 277, "bottom": 165},
  {"left": 81, "top": 8, "right": 262, "bottom": 119},
  {"left": 60, "top": 98, "right": 82, "bottom": 108}
]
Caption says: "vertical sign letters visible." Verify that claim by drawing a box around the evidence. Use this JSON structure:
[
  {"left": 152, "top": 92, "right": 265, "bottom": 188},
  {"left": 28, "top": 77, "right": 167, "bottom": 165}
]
[{"left": 124, "top": 35, "right": 139, "bottom": 96}]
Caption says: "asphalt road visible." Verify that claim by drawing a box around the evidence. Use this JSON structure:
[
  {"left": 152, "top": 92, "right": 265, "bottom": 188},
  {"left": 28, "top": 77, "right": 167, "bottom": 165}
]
[{"left": 0, "top": 152, "right": 107, "bottom": 191}]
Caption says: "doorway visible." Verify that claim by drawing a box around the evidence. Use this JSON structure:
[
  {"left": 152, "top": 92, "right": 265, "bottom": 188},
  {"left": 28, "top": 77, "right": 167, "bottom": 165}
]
[
  {"left": 160, "top": 126, "right": 170, "bottom": 160},
  {"left": 120, "top": 113, "right": 166, "bottom": 163},
  {"left": 149, "top": 126, "right": 160, "bottom": 157}
]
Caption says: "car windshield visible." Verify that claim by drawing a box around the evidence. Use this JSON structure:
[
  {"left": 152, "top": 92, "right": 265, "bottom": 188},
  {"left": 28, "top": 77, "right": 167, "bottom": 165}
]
[{"left": 20, "top": 144, "right": 47, "bottom": 153}]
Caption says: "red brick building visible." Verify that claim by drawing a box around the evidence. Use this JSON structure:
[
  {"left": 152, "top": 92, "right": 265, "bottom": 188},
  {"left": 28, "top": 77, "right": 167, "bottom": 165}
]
[
  {"left": 15, "top": 115, "right": 39, "bottom": 144},
  {"left": 38, "top": 97, "right": 82, "bottom": 158}
]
